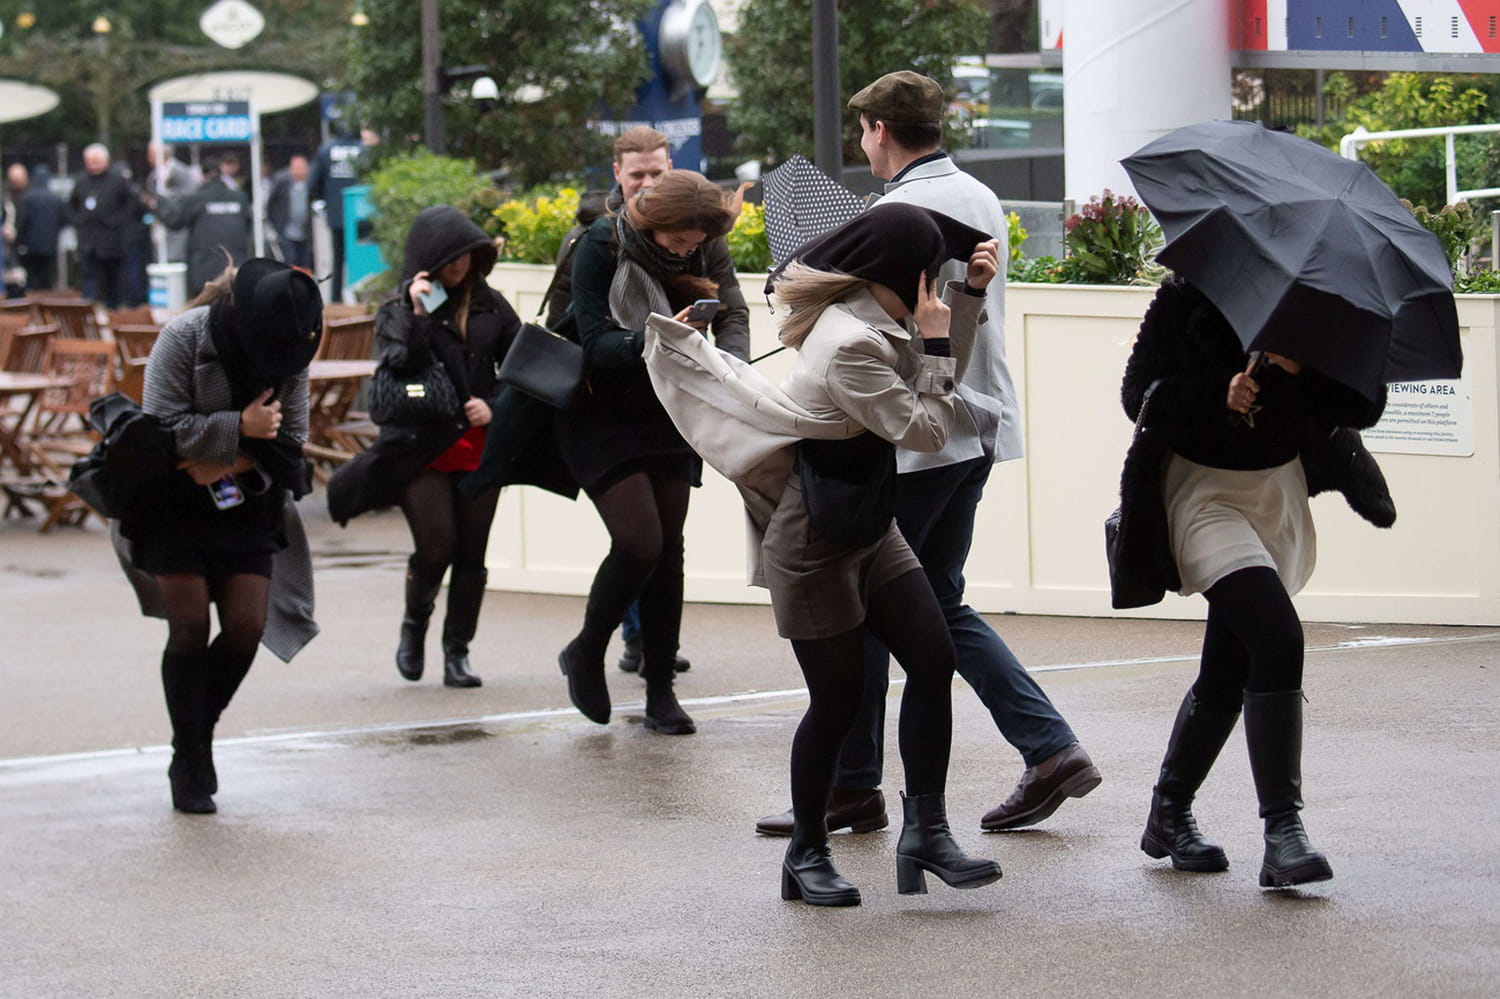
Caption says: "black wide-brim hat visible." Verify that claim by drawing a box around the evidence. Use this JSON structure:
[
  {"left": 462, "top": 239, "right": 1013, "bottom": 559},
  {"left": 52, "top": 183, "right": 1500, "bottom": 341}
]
[
  {"left": 766, "top": 203, "right": 991, "bottom": 312},
  {"left": 232, "top": 258, "right": 324, "bottom": 384}
]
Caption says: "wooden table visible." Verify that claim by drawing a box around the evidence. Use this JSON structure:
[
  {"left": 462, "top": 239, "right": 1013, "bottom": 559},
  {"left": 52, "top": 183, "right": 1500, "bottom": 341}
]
[{"left": 0, "top": 373, "right": 69, "bottom": 474}]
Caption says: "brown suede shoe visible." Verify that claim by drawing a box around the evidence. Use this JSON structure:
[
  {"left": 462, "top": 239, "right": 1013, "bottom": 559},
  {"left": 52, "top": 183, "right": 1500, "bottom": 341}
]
[
  {"left": 755, "top": 788, "right": 889, "bottom": 837},
  {"left": 981, "top": 743, "right": 1101, "bottom": 831}
]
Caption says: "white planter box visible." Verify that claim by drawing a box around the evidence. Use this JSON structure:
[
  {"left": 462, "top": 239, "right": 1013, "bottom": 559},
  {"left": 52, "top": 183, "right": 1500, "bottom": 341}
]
[{"left": 486, "top": 263, "right": 1500, "bottom": 624}]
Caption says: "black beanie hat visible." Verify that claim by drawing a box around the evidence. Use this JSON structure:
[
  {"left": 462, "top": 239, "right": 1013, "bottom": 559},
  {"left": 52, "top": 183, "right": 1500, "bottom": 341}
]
[
  {"left": 765, "top": 203, "right": 990, "bottom": 312},
  {"left": 230, "top": 258, "right": 324, "bottom": 385}
]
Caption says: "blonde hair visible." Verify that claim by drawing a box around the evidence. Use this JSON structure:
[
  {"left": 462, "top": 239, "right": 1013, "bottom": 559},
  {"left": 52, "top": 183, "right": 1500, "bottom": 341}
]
[
  {"left": 188, "top": 251, "right": 237, "bottom": 308},
  {"left": 771, "top": 262, "right": 868, "bottom": 349}
]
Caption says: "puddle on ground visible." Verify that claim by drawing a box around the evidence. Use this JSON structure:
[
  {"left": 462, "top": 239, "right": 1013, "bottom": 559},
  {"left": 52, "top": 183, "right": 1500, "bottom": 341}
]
[
  {"left": 2, "top": 564, "right": 65, "bottom": 579},
  {"left": 370, "top": 724, "right": 496, "bottom": 747}
]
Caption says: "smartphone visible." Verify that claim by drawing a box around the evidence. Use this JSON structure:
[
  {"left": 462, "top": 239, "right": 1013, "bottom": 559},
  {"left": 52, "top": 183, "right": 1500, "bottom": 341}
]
[
  {"left": 207, "top": 475, "right": 245, "bottom": 511},
  {"left": 417, "top": 281, "right": 449, "bottom": 314},
  {"left": 684, "top": 298, "right": 720, "bottom": 324}
]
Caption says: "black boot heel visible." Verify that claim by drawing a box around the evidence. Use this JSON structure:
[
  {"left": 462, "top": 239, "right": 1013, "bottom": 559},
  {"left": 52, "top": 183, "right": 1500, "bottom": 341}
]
[
  {"left": 895, "top": 793, "right": 1002, "bottom": 894},
  {"left": 782, "top": 841, "right": 861, "bottom": 906}
]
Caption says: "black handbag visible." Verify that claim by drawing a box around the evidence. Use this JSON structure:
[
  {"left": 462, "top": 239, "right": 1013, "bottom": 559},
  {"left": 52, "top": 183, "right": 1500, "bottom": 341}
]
[
  {"left": 797, "top": 432, "right": 897, "bottom": 548},
  {"left": 368, "top": 359, "right": 463, "bottom": 426},
  {"left": 1105, "top": 379, "right": 1177, "bottom": 609},
  {"left": 498, "top": 322, "right": 584, "bottom": 409}
]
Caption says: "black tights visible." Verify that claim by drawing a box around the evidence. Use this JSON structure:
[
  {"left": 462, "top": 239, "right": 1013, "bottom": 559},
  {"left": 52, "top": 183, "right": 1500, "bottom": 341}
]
[
  {"left": 788, "top": 568, "right": 956, "bottom": 842},
  {"left": 574, "top": 471, "right": 689, "bottom": 677},
  {"left": 399, "top": 470, "right": 501, "bottom": 579},
  {"left": 1192, "top": 566, "right": 1305, "bottom": 713},
  {"left": 156, "top": 572, "right": 269, "bottom": 722}
]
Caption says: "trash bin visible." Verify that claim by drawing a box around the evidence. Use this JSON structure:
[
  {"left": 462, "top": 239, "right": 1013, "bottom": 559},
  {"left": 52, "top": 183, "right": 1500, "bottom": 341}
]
[
  {"left": 342, "top": 185, "right": 384, "bottom": 295},
  {"left": 147, "top": 262, "right": 188, "bottom": 312}
]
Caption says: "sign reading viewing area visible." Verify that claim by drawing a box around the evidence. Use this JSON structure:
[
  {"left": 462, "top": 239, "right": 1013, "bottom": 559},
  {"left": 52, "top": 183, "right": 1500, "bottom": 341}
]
[
  {"left": 159, "top": 101, "right": 252, "bottom": 144},
  {"left": 1364, "top": 376, "right": 1474, "bottom": 457}
]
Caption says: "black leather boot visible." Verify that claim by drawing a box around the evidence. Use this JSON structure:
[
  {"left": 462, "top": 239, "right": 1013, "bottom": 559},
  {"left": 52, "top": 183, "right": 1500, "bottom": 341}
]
[
  {"left": 894, "top": 792, "right": 1002, "bottom": 894},
  {"left": 199, "top": 636, "right": 256, "bottom": 796},
  {"left": 641, "top": 663, "right": 696, "bottom": 735},
  {"left": 161, "top": 652, "right": 215, "bottom": 815},
  {"left": 782, "top": 833, "right": 861, "bottom": 906},
  {"left": 397, "top": 561, "right": 443, "bottom": 682},
  {"left": 1141, "top": 690, "right": 1240, "bottom": 872},
  {"left": 559, "top": 640, "right": 611, "bottom": 724},
  {"left": 1245, "top": 690, "right": 1334, "bottom": 888},
  {"left": 440, "top": 568, "right": 486, "bottom": 688}
]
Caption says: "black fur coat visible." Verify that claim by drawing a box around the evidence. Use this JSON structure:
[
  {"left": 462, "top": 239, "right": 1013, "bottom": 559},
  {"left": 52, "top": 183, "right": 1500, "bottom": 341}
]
[{"left": 1114, "top": 277, "right": 1396, "bottom": 604}]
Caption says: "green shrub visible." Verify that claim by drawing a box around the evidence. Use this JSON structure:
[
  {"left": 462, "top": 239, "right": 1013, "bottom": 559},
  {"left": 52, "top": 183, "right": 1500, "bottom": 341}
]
[
  {"left": 493, "top": 186, "right": 584, "bottom": 265},
  {"left": 366, "top": 151, "right": 492, "bottom": 294},
  {"left": 1006, "top": 211, "right": 1027, "bottom": 265},
  {"left": 1455, "top": 268, "right": 1500, "bottom": 293},
  {"left": 1008, "top": 254, "right": 1090, "bottom": 284},
  {"left": 1403, "top": 198, "right": 1487, "bottom": 272},
  {"left": 1063, "top": 191, "right": 1162, "bottom": 285}
]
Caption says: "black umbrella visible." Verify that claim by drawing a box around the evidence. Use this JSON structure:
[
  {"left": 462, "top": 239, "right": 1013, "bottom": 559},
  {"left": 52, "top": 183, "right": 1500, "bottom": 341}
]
[
  {"left": 1121, "top": 119, "right": 1461, "bottom": 400},
  {"left": 761, "top": 154, "right": 866, "bottom": 267}
]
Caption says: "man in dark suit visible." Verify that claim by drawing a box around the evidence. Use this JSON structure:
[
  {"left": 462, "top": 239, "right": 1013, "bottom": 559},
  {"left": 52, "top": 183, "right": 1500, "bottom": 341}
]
[
  {"left": 158, "top": 153, "right": 252, "bottom": 298},
  {"left": 10, "top": 164, "right": 67, "bottom": 293},
  {"left": 70, "top": 143, "right": 134, "bottom": 307},
  {"left": 266, "top": 154, "right": 313, "bottom": 270}
]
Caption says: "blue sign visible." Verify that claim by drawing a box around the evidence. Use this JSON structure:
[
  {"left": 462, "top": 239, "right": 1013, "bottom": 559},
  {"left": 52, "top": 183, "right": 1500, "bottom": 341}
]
[{"left": 160, "top": 101, "right": 253, "bottom": 144}]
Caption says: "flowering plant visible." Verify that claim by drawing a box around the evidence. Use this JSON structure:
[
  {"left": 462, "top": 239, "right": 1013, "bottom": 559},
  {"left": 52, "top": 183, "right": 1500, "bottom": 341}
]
[{"left": 1062, "top": 190, "right": 1162, "bottom": 284}]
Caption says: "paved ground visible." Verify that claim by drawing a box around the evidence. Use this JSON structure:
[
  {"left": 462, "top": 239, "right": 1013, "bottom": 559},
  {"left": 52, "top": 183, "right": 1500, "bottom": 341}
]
[{"left": 1, "top": 498, "right": 1497, "bottom": 998}]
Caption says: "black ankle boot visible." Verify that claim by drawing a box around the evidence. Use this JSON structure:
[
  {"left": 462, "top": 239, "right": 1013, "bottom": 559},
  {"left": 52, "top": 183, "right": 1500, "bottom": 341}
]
[
  {"left": 161, "top": 652, "right": 215, "bottom": 815},
  {"left": 398, "top": 563, "right": 443, "bottom": 682},
  {"left": 782, "top": 836, "right": 861, "bottom": 906},
  {"left": 441, "top": 568, "right": 486, "bottom": 688},
  {"left": 559, "top": 639, "right": 611, "bottom": 724},
  {"left": 1141, "top": 690, "right": 1240, "bottom": 872},
  {"left": 642, "top": 658, "right": 695, "bottom": 734},
  {"left": 894, "top": 792, "right": 1002, "bottom": 894},
  {"left": 1245, "top": 690, "right": 1333, "bottom": 888}
]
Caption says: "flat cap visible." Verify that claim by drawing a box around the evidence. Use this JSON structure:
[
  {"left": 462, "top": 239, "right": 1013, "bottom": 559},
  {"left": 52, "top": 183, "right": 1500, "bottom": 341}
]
[{"left": 848, "top": 71, "right": 945, "bottom": 124}]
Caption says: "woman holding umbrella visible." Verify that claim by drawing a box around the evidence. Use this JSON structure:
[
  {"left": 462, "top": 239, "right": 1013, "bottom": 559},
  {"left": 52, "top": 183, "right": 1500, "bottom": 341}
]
[
  {"left": 1118, "top": 120, "right": 1460, "bottom": 889},
  {"left": 1121, "top": 275, "right": 1392, "bottom": 888}
]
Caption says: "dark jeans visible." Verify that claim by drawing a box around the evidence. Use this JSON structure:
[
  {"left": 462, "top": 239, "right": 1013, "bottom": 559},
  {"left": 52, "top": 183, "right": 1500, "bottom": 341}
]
[
  {"left": 279, "top": 237, "right": 312, "bottom": 270},
  {"left": 20, "top": 253, "right": 57, "bottom": 293},
  {"left": 79, "top": 249, "right": 125, "bottom": 308},
  {"left": 835, "top": 456, "right": 1077, "bottom": 790}
]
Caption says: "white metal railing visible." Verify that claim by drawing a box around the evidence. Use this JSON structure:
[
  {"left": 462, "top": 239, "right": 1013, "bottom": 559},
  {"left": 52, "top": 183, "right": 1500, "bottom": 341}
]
[{"left": 1340, "top": 123, "right": 1500, "bottom": 205}]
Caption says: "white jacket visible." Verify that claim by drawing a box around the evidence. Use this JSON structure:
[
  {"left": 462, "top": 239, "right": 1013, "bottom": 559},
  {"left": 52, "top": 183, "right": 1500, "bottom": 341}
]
[{"left": 645, "top": 283, "right": 981, "bottom": 582}]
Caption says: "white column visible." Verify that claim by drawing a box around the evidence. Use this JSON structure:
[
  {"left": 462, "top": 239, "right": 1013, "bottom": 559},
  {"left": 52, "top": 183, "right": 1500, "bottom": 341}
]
[{"left": 1063, "top": 0, "right": 1232, "bottom": 202}]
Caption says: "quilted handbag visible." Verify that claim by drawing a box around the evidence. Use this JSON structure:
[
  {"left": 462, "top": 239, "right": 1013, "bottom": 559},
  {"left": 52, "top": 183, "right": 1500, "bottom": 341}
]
[{"left": 368, "top": 359, "right": 463, "bottom": 426}]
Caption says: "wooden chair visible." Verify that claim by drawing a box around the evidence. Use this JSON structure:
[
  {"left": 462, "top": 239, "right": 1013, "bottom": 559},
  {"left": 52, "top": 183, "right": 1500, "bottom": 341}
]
[
  {"left": 113, "top": 324, "right": 161, "bottom": 366},
  {"left": 106, "top": 306, "right": 156, "bottom": 329},
  {"left": 1, "top": 324, "right": 59, "bottom": 373},
  {"left": 7, "top": 339, "right": 115, "bottom": 531},
  {"left": 317, "top": 316, "right": 376, "bottom": 361},
  {"left": 116, "top": 356, "right": 150, "bottom": 404},
  {"left": 33, "top": 298, "right": 104, "bottom": 340},
  {"left": 323, "top": 303, "right": 371, "bottom": 323},
  {"left": 0, "top": 298, "right": 39, "bottom": 321}
]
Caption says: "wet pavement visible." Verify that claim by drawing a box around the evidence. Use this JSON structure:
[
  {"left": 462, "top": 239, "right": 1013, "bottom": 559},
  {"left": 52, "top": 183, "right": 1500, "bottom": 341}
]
[{"left": 1, "top": 499, "right": 1497, "bottom": 997}]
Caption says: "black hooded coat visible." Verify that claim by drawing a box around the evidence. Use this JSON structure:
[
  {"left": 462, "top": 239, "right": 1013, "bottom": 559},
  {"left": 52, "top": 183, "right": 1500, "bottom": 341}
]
[{"left": 327, "top": 206, "right": 520, "bottom": 524}]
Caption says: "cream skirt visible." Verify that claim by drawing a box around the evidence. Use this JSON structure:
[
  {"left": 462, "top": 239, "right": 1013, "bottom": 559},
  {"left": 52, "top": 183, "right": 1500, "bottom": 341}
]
[{"left": 1162, "top": 453, "right": 1315, "bottom": 597}]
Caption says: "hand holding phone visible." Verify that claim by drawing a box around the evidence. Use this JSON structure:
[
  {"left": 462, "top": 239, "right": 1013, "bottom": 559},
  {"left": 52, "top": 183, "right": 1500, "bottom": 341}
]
[
  {"left": 682, "top": 298, "right": 719, "bottom": 326},
  {"left": 417, "top": 281, "right": 449, "bottom": 315}
]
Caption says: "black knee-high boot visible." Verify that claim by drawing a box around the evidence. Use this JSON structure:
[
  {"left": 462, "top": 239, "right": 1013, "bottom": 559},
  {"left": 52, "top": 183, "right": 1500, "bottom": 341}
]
[
  {"left": 1244, "top": 690, "right": 1333, "bottom": 888},
  {"left": 441, "top": 568, "right": 486, "bottom": 688},
  {"left": 200, "top": 635, "right": 256, "bottom": 795},
  {"left": 1141, "top": 690, "right": 1241, "bottom": 872},
  {"left": 894, "top": 793, "right": 1002, "bottom": 894},
  {"left": 161, "top": 652, "right": 215, "bottom": 814},
  {"left": 397, "top": 560, "right": 444, "bottom": 682}
]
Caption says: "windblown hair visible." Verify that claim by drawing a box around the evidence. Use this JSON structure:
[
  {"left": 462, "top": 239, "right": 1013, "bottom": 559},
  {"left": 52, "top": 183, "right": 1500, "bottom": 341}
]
[
  {"left": 771, "top": 261, "right": 867, "bottom": 349},
  {"left": 623, "top": 170, "right": 740, "bottom": 241},
  {"left": 188, "top": 251, "right": 237, "bottom": 308}
]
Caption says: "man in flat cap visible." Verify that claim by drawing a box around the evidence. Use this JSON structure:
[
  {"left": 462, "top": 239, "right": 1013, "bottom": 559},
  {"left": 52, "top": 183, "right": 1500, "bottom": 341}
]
[{"left": 756, "top": 70, "right": 1101, "bottom": 839}]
